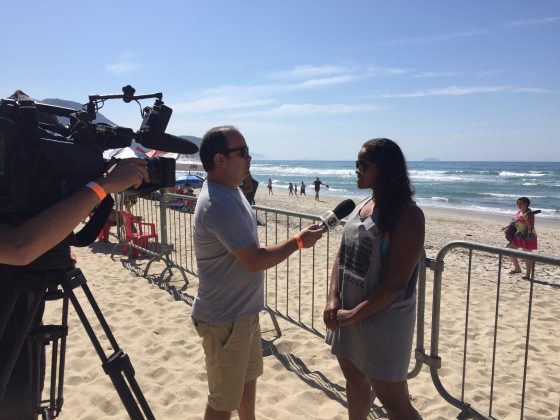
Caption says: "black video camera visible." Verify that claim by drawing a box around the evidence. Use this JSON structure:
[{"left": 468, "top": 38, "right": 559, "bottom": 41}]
[{"left": 0, "top": 85, "right": 198, "bottom": 216}]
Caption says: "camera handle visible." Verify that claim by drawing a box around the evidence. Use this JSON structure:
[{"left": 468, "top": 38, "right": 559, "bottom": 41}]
[{"left": 0, "top": 268, "right": 155, "bottom": 420}]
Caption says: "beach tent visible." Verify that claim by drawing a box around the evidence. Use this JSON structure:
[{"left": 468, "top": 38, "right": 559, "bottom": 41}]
[
  {"left": 103, "top": 144, "right": 148, "bottom": 160},
  {"left": 145, "top": 150, "right": 205, "bottom": 173},
  {"left": 175, "top": 154, "right": 204, "bottom": 172}
]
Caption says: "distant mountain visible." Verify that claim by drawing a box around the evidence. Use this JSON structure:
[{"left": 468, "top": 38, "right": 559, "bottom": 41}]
[{"left": 422, "top": 157, "right": 440, "bottom": 162}]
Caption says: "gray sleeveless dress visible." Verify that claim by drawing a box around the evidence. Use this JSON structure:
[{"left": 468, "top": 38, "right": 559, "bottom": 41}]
[{"left": 326, "top": 199, "right": 418, "bottom": 381}]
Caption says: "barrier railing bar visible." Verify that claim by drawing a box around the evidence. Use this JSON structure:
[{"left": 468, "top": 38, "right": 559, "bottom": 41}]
[
  {"left": 489, "top": 253, "right": 503, "bottom": 417},
  {"left": 461, "top": 249, "right": 473, "bottom": 402},
  {"left": 286, "top": 215, "right": 290, "bottom": 316},
  {"left": 520, "top": 265, "right": 535, "bottom": 419},
  {"left": 298, "top": 217, "right": 302, "bottom": 323}
]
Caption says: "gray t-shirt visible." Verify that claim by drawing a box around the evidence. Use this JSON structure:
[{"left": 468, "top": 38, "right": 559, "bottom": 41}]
[{"left": 192, "top": 180, "right": 264, "bottom": 323}]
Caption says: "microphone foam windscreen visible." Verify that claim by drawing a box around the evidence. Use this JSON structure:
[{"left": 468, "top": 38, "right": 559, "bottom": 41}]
[{"left": 333, "top": 199, "right": 356, "bottom": 220}]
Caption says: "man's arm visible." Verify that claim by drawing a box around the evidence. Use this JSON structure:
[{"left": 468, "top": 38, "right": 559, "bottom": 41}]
[
  {"left": 233, "top": 224, "right": 324, "bottom": 272},
  {"left": 0, "top": 159, "right": 148, "bottom": 266}
]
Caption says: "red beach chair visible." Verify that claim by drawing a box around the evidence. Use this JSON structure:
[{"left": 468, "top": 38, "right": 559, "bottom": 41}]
[{"left": 120, "top": 211, "right": 159, "bottom": 258}]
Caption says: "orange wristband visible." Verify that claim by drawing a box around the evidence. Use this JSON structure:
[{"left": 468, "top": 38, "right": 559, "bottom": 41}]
[
  {"left": 294, "top": 233, "right": 303, "bottom": 250},
  {"left": 86, "top": 181, "right": 107, "bottom": 201}
]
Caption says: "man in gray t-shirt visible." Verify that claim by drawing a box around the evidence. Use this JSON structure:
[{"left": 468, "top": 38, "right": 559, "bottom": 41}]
[{"left": 192, "top": 126, "right": 323, "bottom": 420}]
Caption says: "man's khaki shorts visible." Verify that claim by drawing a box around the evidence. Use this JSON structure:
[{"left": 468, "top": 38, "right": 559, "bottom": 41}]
[{"left": 193, "top": 314, "right": 263, "bottom": 411}]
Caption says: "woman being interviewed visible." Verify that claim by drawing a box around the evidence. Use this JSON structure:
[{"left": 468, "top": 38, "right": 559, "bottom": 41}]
[{"left": 324, "top": 138, "right": 424, "bottom": 419}]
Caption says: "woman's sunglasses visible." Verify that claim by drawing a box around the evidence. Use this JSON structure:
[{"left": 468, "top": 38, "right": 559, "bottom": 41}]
[
  {"left": 221, "top": 146, "right": 250, "bottom": 158},
  {"left": 355, "top": 160, "right": 376, "bottom": 172}
]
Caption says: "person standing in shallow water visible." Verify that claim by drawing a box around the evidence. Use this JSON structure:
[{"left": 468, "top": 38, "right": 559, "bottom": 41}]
[
  {"left": 502, "top": 196, "right": 538, "bottom": 279},
  {"left": 324, "top": 138, "right": 424, "bottom": 420},
  {"left": 300, "top": 181, "right": 306, "bottom": 196},
  {"left": 313, "top": 177, "right": 329, "bottom": 201}
]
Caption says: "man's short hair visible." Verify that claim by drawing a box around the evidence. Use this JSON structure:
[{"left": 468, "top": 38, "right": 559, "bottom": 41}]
[{"left": 199, "top": 125, "right": 240, "bottom": 172}]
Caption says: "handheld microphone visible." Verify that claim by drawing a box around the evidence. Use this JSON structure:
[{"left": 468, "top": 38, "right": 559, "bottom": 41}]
[{"left": 320, "top": 199, "right": 356, "bottom": 230}]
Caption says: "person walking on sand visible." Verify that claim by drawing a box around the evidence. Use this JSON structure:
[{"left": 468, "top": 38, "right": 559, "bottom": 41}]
[
  {"left": 192, "top": 126, "right": 324, "bottom": 420},
  {"left": 300, "top": 181, "right": 306, "bottom": 196},
  {"left": 324, "top": 138, "right": 424, "bottom": 420},
  {"left": 502, "top": 196, "right": 538, "bottom": 279},
  {"left": 313, "top": 177, "right": 329, "bottom": 201},
  {"left": 288, "top": 182, "right": 294, "bottom": 196},
  {"left": 294, "top": 184, "right": 298, "bottom": 195},
  {"left": 267, "top": 178, "right": 273, "bottom": 195}
]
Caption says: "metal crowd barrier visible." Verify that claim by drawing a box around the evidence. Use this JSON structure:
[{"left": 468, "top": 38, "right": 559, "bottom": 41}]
[
  {"left": 105, "top": 192, "right": 559, "bottom": 418},
  {"left": 419, "top": 242, "right": 560, "bottom": 419},
  {"left": 107, "top": 192, "right": 194, "bottom": 289}
]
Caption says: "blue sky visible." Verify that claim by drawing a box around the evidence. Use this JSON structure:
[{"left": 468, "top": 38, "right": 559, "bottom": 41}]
[{"left": 2, "top": 0, "right": 559, "bottom": 161}]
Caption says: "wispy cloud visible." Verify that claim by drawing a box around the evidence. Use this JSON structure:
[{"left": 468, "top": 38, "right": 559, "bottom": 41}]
[
  {"left": 505, "top": 16, "right": 560, "bottom": 28},
  {"left": 366, "top": 67, "right": 410, "bottom": 76},
  {"left": 173, "top": 96, "right": 274, "bottom": 114},
  {"left": 271, "top": 65, "right": 351, "bottom": 79},
  {"left": 295, "top": 75, "right": 361, "bottom": 88},
  {"left": 376, "top": 85, "right": 553, "bottom": 98},
  {"left": 104, "top": 53, "right": 141, "bottom": 75},
  {"left": 232, "top": 103, "right": 382, "bottom": 118},
  {"left": 381, "top": 29, "right": 486, "bottom": 46}
]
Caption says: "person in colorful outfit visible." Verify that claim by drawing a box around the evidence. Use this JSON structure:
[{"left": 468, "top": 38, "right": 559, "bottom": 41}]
[
  {"left": 324, "top": 138, "right": 424, "bottom": 419},
  {"left": 503, "top": 196, "right": 538, "bottom": 279}
]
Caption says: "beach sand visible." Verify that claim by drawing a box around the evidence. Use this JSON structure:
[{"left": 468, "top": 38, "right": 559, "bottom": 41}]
[{"left": 42, "top": 189, "right": 560, "bottom": 419}]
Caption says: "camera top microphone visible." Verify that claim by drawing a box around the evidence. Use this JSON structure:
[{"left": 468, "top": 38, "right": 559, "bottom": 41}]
[
  {"left": 320, "top": 199, "right": 356, "bottom": 231},
  {"left": 137, "top": 130, "right": 199, "bottom": 155}
]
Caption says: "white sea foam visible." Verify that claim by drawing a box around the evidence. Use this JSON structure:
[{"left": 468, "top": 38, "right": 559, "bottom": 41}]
[{"left": 499, "top": 171, "right": 547, "bottom": 177}]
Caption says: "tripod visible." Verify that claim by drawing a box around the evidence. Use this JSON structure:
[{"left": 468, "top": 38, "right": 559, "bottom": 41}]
[{"left": 0, "top": 267, "right": 154, "bottom": 419}]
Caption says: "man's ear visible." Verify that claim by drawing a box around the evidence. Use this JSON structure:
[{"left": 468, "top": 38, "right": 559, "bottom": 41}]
[{"left": 213, "top": 152, "right": 225, "bottom": 168}]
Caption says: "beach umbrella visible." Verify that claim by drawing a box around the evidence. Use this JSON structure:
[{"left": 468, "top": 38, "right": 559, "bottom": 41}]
[{"left": 175, "top": 174, "right": 204, "bottom": 188}]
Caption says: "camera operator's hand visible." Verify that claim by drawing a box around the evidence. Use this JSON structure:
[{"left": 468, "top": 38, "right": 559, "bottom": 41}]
[
  {"left": 98, "top": 158, "right": 149, "bottom": 193},
  {"left": 0, "top": 158, "right": 149, "bottom": 266}
]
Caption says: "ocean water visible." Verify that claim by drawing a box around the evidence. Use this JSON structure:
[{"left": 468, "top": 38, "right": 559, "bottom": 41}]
[{"left": 249, "top": 160, "right": 560, "bottom": 221}]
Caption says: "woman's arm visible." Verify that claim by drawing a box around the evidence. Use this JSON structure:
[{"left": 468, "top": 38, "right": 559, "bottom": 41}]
[
  {"left": 0, "top": 159, "right": 148, "bottom": 266},
  {"left": 323, "top": 249, "right": 342, "bottom": 330},
  {"left": 336, "top": 206, "right": 425, "bottom": 326}
]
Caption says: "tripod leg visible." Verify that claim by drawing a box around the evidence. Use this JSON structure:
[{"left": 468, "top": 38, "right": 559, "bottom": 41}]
[
  {"left": 29, "top": 324, "right": 66, "bottom": 419},
  {"left": 61, "top": 268, "right": 154, "bottom": 420},
  {"left": 55, "top": 296, "right": 69, "bottom": 416}
]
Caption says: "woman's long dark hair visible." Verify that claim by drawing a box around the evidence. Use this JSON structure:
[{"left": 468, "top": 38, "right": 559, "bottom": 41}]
[{"left": 362, "top": 138, "right": 414, "bottom": 233}]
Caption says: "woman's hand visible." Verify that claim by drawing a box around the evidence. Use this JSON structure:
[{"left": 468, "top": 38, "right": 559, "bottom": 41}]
[
  {"left": 323, "top": 297, "right": 341, "bottom": 331},
  {"left": 336, "top": 309, "right": 357, "bottom": 327}
]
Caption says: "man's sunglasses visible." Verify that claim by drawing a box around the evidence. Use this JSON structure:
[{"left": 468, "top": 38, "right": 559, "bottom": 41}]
[
  {"left": 355, "top": 160, "right": 376, "bottom": 172},
  {"left": 220, "top": 146, "right": 250, "bottom": 158}
]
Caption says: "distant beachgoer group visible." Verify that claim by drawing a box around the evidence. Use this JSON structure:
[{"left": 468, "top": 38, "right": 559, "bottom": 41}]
[{"left": 263, "top": 178, "right": 330, "bottom": 199}]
